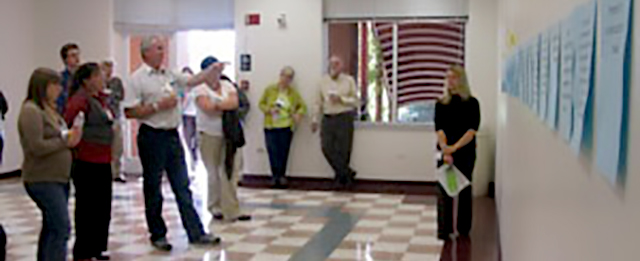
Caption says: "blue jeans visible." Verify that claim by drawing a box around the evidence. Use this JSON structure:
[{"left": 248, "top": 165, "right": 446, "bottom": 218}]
[
  {"left": 24, "top": 182, "right": 70, "bottom": 261},
  {"left": 137, "top": 125, "right": 205, "bottom": 242},
  {"left": 264, "top": 128, "right": 293, "bottom": 180}
]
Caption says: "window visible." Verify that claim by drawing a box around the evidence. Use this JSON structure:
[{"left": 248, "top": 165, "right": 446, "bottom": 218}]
[{"left": 327, "top": 20, "right": 466, "bottom": 124}]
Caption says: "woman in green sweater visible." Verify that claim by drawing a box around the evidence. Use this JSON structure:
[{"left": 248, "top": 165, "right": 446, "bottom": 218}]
[{"left": 259, "top": 67, "right": 307, "bottom": 188}]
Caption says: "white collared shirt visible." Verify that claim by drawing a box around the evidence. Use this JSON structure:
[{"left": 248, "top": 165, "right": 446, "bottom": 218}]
[{"left": 122, "top": 63, "right": 190, "bottom": 129}]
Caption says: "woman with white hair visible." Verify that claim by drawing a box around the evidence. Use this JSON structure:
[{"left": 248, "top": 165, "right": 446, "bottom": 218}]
[
  {"left": 434, "top": 65, "right": 481, "bottom": 240},
  {"left": 259, "top": 66, "right": 307, "bottom": 188}
]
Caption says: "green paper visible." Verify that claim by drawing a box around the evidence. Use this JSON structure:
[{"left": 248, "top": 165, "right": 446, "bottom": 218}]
[{"left": 446, "top": 168, "right": 458, "bottom": 192}]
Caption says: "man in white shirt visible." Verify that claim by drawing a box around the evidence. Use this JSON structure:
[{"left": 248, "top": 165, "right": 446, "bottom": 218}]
[
  {"left": 122, "top": 35, "right": 224, "bottom": 251},
  {"left": 312, "top": 56, "right": 359, "bottom": 189}
]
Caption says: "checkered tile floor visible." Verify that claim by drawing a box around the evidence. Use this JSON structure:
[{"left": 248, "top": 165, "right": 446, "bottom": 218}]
[{"left": 0, "top": 179, "right": 442, "bottom": 261}]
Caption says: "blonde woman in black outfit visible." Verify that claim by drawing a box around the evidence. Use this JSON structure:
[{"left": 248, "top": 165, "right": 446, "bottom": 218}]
[{"left": 434, "top": 65, "right": 481, "bottom": 240}]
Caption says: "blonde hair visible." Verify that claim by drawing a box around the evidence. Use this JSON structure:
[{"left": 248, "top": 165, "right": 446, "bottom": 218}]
[
  {"left": 281, "top": 66, "right": 295, "bottom": 77},
  {"left": 440, "top": 65, "right": 471, "bottom": 104}
]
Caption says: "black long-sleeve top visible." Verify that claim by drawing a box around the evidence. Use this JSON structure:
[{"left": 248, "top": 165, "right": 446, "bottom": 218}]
[{"left": 434, "top": 95, "right": 481, "bottom": 156}]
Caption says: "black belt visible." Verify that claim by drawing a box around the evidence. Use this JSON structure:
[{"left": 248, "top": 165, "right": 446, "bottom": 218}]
[
  {"left": 139, "top": 124, "right": 178, "bottom": 134},
  {"left": 324, "top": 110, "right": 356, "bottom": 118}
]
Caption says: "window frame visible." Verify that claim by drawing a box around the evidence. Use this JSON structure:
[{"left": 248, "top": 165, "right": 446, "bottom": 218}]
[{"left": 325, "top": 17, "right": 468, "bottom": 126}]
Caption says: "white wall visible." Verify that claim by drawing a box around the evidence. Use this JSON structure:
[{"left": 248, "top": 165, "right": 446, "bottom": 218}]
[
  {"left": 467, "top": 0, "right": 499, "bottom": 193},
  {"left": 33, "top": 0, "right": 113, "bottom": 69},
  {"left": 0, "top": 0, "right": 115, "bottom": 173},
  {"left": 236, "top": 0, "right": 498, "bottom": 184},
  {"left": 0, "top": 0, "right": 36, "bottom": 173},
  {"left": 496, "top": 0, "right": 640, "bottom": 260}
]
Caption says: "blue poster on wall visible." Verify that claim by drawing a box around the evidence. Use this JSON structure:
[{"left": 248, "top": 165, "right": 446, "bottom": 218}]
[
  {"left": 514, "top": 48, "right": 522, "bottom": 98},
  {"left": 559, "top": 17, "right": 575, "bottom": 143},
  {"left": 596, "top": 0, "right": 633, "bottom": 185},
  {"left": 539, "top": 31, "right": 550, "bottom": 121},
  {"left": 519, "top": 47, "right": 527, "bottom": 103},
  {"left": 531, "top": 37, "right": 540, "bottom": 115},
  {"left": 570, "top": 1, "right": 597, "bottom": 155},
  {"left": 547, "top": 24, "right": 562, "bottom": 129}
]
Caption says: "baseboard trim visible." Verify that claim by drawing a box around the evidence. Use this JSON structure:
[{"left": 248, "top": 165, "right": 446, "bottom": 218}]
[
  {"left": 240, "top": 174, "right": 438, "bottom": 195},
  {"left": 0, "top": 169, "right": 21, "bottom": 180}
]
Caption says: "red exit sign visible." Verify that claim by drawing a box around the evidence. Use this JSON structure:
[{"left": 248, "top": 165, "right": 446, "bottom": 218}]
[{"left": 245, "top": 13, "right": 260, "bottom": 26}]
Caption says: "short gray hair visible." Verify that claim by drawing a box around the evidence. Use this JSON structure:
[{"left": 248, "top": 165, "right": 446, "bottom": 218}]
[
  {"left": 101, "top": 60, "right": 114, "bottom": 67},
  {"left": 140, "top": 35, "right": 160, "bottom": 57}
]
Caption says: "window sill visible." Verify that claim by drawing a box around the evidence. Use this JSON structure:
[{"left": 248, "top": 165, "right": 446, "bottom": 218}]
[{"left": 355, "top": 121, "right": 435, "bottom": 131}]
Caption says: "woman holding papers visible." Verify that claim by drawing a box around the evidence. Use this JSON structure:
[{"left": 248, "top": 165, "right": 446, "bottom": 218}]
[
  {"left": 434, "top": 65, "right": 481, "bottom": 240},
  {"left": 259, "top": 66, "right": 307, "bottom": 188},
  {"left": 64, "top": 63, "right": 115, "bottom": 261},
  {"left": 19, "top": 68, "right": 82, "bottom": 261}
]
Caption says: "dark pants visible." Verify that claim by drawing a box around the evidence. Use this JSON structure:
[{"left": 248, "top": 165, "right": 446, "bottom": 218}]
[
  {"left": 437, "top": 152, "right": 475, "bottom": 238},
  {"left": 0, "top": 223, "right": 6, "bottom": 261},
  {"left": 0, "top": 136, "right": 4, "bottom": 165},
  {"left": 24, "top": 182, "right": 70, "bottom": 261},
  {"left": 321, "top": 111, "right": 356, "bottom": 184},
  {"left": 265, "top": 128, "right": 293, "bottom": 180},
  {"left": 138, "top": 125, "right": 205, "bottom": 242},
  {"left": 182, "top": 115, "right": 198, "bottom": 162},
  {"left": 71, "top": 160, "right": 112, "bottom": 259}
]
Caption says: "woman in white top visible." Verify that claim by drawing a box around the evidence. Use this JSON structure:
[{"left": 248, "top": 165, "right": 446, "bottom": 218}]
[{"left": 195, "top": 56, "right": 251, "bottom": 222}]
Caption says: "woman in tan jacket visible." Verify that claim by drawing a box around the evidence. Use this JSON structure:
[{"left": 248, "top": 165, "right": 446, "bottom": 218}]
[{"left": 18, "top": 68, "right": 82, "bottom": 261}]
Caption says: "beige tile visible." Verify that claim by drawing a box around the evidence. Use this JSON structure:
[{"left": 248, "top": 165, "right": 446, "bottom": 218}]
[
  {"left": 407, "top": 244, "right": 442, "bottom": 254},
  {"left": 281, "top": 230, "right": 316, "bottom": 238},
  {"left": 351, "top": 226, "right": 384, "bottom": 234},
  {"left": 224, "top": 251, "right": 255, "bottom": 261},
  {"left": 377, "top": 235, "right": 414, "bottom": 243},
  {"left": 263, "top": 245, "right": 299, "bottom": 255},
  {"left": 241, "top": 235, "right": 278, "bottom": 244},
  {"left": 370, "top": 251, "right": 405, "bottom": 260},
  {"left": 402, "top": 253, "right": 441, "bottom": 261}
]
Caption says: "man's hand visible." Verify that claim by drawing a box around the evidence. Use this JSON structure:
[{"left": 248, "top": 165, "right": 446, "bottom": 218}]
[
  {"left": 205, "top": 63, "right": 225, "bottom": 80},
  {"left": 157, "top": 95, "right": 179, "bottom": 111},
  {"left": 329, "top": 94, "right": 342, "bottom": 105},
  {"left": 311, "top": 122, "right": 319, "bottom": 133}
]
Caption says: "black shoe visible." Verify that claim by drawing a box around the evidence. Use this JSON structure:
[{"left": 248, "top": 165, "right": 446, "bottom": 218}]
[
  {"left": 279, "top": 177, "right": 289, "bottom": 187},
  {"left": 191, "top": 234, "right": 221, "bottom": 246},
  {"left": 95, "top": 254, "right": 110, "bottom": 260},
  {"left": 235, "top": 214, "right": 252, "bottom": 222},
  {"left": 213, "top": 213, "right": 224, "bottom": 220},
  {"left": 114, "top": 177, "right": 126, "bottom": 183},
  {"left": 344, "top": 178, "right": 355, "bottom": 190},
  {"left": 270, "top": 178, "right": 280, "bottom": 188},
  {"left": 151, "top": 237, "right": 173, "bottom": 251}
]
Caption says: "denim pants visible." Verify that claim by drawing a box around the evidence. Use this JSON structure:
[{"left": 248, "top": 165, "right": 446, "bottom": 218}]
[
  {"left": 137, "top": 124, "right": 205, "bottom": 242},
  {"left": 24, "top": 182, "right": 71, "bottom": 261}
]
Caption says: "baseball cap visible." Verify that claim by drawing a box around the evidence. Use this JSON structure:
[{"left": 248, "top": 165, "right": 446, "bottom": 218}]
[{"left": 200, "top": 56, "right": 230, "bottom": 70}]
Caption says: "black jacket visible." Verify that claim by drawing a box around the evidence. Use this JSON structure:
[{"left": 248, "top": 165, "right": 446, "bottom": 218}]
[
  {"left": 0, "top": 91, "right": 7, "bottom": 120},
  {"left": 222, "top": 109, "right": 245, "bottom": 179}
]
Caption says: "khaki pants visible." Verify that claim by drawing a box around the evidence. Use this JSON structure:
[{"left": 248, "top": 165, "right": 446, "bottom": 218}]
[
  {"left": 199, "top": 132, "right": 240, "bottom": 221},
  {"left": 112, "top": 122, "right": 123, "bottom": 179}
]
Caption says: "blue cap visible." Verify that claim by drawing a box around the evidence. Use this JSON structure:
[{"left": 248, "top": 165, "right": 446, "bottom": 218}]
[{"left": 201, "top": 56, "right": 219, "bottom": 70}]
